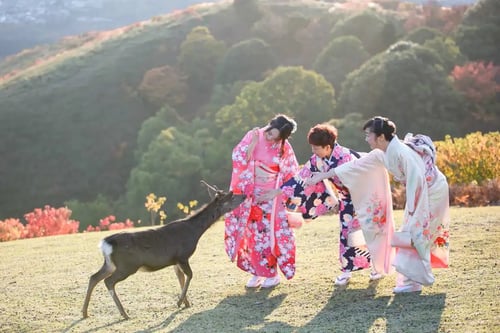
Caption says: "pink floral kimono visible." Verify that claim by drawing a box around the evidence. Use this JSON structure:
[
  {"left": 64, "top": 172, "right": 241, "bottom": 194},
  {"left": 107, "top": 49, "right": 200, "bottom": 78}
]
[{"left": 224, "top": 128, "right": 299, "bottom": 279}]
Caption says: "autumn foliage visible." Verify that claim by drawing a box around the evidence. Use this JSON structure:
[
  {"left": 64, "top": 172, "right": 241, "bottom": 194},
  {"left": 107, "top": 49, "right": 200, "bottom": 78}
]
[
  {"left": 451, "top": 61, "right": 500, "bottom": 103},
  {"left": 85, "top": 215, "right": 135, "bottom": 232},
  {"left": 0, "top": 206, "right": 134, "bottom": 242},
  {"left": 392, "top": 132, "right": 500, "bottom": 209}
]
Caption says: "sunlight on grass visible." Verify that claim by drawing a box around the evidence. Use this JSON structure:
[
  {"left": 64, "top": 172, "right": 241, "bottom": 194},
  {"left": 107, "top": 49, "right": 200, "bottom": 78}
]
[{"left": 0, "top": 206, "right": 498, "bottom": 332}]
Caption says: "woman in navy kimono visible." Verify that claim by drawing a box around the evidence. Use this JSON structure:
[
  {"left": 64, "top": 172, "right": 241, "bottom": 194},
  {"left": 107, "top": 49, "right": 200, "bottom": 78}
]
[{"left": 262, "top": 124, "right": 384, "bottom": 285}]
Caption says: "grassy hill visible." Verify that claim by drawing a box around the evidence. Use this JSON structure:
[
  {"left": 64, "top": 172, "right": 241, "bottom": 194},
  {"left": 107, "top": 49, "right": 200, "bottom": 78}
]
[
  {"left": 0, "top": 0, "right": 495, "bottom": 224},
  {"left": 0, "top": 0, "right": 331, "bottom": 220},
  {"left": 0, "top": 1, "right": 236, "bottom": 218},
  {"left": 0, "top": 206, "right": 498, "bottom": 332}
]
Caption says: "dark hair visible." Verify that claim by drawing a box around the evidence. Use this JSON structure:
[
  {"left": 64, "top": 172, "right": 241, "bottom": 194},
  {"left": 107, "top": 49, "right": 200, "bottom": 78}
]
[
  {"left": 266, "top": 114, "right": 297, "bottom": 141},
  {"left": 363, "top": 116, "right": 396, "bottom": 141},
  {"left": 265, "top": 114, "right": 297, "bottom": 157},
  {"left": 307, "top": 123, "right": 337, "bottom": 148}
]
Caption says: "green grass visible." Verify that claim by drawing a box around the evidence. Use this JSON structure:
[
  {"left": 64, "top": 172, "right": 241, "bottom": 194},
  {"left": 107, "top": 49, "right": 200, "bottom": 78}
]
[{"left": 0, "top": 206, "right": 498, "bottom": 333}]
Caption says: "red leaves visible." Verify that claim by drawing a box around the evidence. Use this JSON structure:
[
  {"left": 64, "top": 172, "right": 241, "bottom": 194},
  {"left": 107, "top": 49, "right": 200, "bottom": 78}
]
[
  {"left": 451, "top": 61, "right": 500, "bottom": 103},
  {"left": 85, "top": 215, "right": 134, "bottom": 232},
  {"left": 23, "top": 206, "right": 79, "bottom": 238},
  {"left": 0, "top": 207, "right": 135, "bottom": 242}
]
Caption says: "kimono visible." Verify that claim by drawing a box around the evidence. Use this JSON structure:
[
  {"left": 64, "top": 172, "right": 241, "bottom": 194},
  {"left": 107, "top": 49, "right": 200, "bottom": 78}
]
[
  {"left": 333, "top": 149, "right": 396, "bottom": 275},
  {"left": 383, "top": 135, "right": 450, "bottom": 285},
  {"left": 281, "top": 143, "right": 390, "bottom": 273},
  {"left": 224, "top": 128, "right": 299, "bottom": 279}
]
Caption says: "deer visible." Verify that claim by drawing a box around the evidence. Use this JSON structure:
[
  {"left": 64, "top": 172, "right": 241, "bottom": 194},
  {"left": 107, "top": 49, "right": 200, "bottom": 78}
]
[{"left": 82, "top": 181, "right": 245, "bottom": 319}]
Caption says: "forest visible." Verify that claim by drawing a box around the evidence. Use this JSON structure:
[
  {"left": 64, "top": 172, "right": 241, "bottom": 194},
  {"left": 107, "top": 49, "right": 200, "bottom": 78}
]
[{"left": 0, "top": 0, "right": 498, "bottom": 229}]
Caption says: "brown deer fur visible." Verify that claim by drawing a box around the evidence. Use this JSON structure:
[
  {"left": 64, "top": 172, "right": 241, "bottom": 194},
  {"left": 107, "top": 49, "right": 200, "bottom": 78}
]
[{"left": 82, "top": 182, "right": 245, "bottom": 319}]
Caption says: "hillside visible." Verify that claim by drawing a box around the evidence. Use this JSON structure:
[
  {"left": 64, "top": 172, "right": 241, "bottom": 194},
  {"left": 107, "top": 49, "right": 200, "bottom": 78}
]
[
  {"left": 0, "top": 1, "right": 240, "bottom": 219},
  {"left": 0, "top": 0, "right": 497, "bottom": 223},
  {"left": 0, "top": 0, "right": 217, "bottom": 59}
]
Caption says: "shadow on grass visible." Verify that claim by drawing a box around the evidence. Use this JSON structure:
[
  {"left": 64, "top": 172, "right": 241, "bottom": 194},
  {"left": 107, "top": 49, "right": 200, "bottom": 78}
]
[
  {"left": 140, "top": 288, "right": 293, "bottom": 332},
  {"left": 73, "top": 318, "right": 128, "bottom": 333},
  {"left": 297, "top": 283, "right": 446, "bottom": 332}
]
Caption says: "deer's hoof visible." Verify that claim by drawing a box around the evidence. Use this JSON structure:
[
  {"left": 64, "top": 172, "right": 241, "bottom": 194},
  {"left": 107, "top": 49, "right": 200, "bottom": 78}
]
[{"left": 177, "top": 298, "right": 190, "bottom": 308}]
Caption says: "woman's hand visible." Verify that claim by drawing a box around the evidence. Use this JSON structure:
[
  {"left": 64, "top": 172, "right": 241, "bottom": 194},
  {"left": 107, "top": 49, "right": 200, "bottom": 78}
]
[
  {"left": 304, "top": 171, "right": 330, "bottom": 186},
  {"left": 256, "top": 189, "right": 281, "bottom": 203}
]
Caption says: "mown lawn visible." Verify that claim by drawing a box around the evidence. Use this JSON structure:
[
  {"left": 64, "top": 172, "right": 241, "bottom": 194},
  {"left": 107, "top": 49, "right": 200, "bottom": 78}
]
[{"left": 0, "top": 206, "right": 498, "bottom": 333}]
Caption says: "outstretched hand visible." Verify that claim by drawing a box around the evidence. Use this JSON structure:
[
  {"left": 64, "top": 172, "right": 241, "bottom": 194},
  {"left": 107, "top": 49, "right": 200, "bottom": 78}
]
[
  {"left": 303, "top": 172, "right": 328, "bottom": 186},
  {"left": 256, "top": 189, "right": 281, "bottom": 203}
]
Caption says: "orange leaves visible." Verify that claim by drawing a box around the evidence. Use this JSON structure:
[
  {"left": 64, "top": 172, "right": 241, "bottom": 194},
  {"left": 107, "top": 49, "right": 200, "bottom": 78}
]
[
  {"left": 0, "top": 218, "right": 25, "bottom": 242},
  {"left": 138, "top": 66, "right": 188, "bottom": 108}
]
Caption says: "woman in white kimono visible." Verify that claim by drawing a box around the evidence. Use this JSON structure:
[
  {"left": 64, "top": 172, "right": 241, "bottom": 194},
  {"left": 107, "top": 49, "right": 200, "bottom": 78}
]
[{"left": 307, "top": 116, "right": 450, "bottom": 293}]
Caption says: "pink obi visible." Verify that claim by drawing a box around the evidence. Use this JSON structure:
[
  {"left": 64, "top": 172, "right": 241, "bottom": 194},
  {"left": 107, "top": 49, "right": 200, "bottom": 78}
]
[{"left": 255, "top": 161, "right": 279, "bottom": 183}]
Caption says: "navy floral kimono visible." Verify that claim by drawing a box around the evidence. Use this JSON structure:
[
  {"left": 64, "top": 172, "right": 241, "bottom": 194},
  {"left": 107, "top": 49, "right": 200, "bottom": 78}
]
[{"left": 281, "top": 143, "right": 372, "bottom": 273}]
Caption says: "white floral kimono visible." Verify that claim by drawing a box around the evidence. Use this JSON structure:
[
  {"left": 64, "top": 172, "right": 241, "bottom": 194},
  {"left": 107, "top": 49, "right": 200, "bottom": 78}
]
[
  {"left": 334, "top": 149, "right": 396, "bottom": 275},
  {"left": 383, "top": 136, "right": 450, "bottom": 285}
]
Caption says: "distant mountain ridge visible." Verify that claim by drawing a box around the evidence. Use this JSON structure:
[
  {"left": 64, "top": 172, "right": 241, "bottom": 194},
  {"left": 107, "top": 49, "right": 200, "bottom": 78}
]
[
  {"left": 0, "top": 0, "right": 217, "bottom": 59},
  {"left": 403, "top": 0, "right": 476, "bottom": 4}
]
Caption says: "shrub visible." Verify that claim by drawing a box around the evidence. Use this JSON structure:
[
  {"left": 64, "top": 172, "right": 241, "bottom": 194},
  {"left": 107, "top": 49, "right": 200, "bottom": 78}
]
[
  {"left": 85, "top": 215, "right": 135, "bottom": 232},
  {"left": 65, "top": 194, "right": 114, "bottom": 232},
  {"left": 435, "top": 132, "right": 499, "bottom": 185},
  {"left": 23, "top": 206, "right": 79, "bottom": 238},
  {"left": 449, "top": 179, "right": 500, "bottom": 207},
  {"left": 0, "top": 218, "right": 25, "bottom": 242}
]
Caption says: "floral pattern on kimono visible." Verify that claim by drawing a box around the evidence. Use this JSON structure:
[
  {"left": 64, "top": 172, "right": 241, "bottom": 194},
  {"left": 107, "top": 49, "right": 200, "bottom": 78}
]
[
  {"left": 281, "top": 143, "right": 371, "bottom": 273},
  {"left": 385, "top": 136, "right": 450, "bottom": 285},
  {"left": 224, "top": 128, "right": 299, "bottom": 279},
  {"left": 334, "top": 149, "right": 396, "bottom": 275}
]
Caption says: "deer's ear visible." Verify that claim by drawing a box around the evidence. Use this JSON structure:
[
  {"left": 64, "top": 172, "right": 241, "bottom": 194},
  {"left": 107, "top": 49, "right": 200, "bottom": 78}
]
[
  {"left": 201, "top": 180, "right": 217, "bottom": 199},
  {"left": 207, "top": 187, "right": 216, "bottom": 199}
]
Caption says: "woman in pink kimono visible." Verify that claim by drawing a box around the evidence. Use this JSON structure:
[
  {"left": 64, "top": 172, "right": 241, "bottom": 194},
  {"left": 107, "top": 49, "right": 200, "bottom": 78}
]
[
  {"left": 307, "top": 117, "right": 450, "bottom": 293},
  {"left": 224, "top": 114, "right": 299, "bottom": 288}
]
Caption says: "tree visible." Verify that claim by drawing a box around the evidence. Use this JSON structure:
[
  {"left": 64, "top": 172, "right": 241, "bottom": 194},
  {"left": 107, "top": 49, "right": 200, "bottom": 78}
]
[
  {"left": 123, "top": 127, "right": 205, "bottom": 222},
  {"left": 134, "top": 105, "right": 186, "bottom": 161},
  {"left": 314, "top": 35, "right": 370, "bottom": 94},
  {"left": 215, "top": 38, "right": 277, "bottom": 85},
  {"left": 423, "top": 36, "right": 465, "bottom": 72},
  {"left": 178, "top": 26, "right": 226, "bottom": 93},
  {"left": 215, "top": 66, "right": 336, "bottom": 161},
  {"left": 138, "top": 65, "right": 188, "bottom": 109},
  {"left": 404, "top": 27, "right": 443, "bottom": 45},
  {"left": 454, "top": 0, "right": 500, "bottom": 65},
  {"left": 337, "top": 41, "right": 467, "bottom": 139},
  {"left": 330, "top": 11, "right": 399, "bottom": 55},
  {"left": 451, "top": 61, "right": 500, "bottom": 132},
  {"left": 233, "top": 0, "right": 262, "bottom": 27},
  {"left": 329, "top": 113, "right": 368, "bottom": 152}
]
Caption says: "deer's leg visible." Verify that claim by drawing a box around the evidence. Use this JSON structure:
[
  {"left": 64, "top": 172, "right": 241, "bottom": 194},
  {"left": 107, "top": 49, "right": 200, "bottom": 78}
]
[
  {"left": 82, "top": 260, "right": 114, "bottom": 318},
  {"left": 176, "top": 261, "right": 192, "bottom": 308},
  {"left": 104, "top": 269, "right": 134, "bottom": 320},
  {"left": 174, "top": 264, "right": 185, "bottom": 290}
]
